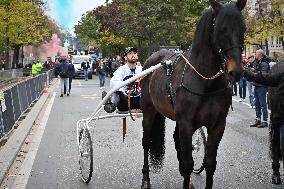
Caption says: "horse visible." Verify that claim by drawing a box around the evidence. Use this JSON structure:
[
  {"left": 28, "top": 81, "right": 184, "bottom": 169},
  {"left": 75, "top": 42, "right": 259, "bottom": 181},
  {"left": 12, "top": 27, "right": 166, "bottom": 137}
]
[
  {"left": 140, "top": 0, "right": 247, "bottom": 188},
  {"left": 269, "top": 59, "right": 284, "bottom": 185}
]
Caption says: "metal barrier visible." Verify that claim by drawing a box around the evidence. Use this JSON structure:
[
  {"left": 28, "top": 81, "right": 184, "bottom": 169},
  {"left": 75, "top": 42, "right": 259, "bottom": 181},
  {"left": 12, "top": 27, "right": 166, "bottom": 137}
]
[{"left": 0, "top": 70, "right": 54, "bottom": 142}]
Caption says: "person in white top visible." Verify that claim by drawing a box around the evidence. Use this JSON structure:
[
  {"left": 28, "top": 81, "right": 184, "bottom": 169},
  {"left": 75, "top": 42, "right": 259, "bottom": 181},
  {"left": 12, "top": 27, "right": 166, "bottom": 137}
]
[{"left": 103, "top": 47, "right": 143, "bottom": 113}]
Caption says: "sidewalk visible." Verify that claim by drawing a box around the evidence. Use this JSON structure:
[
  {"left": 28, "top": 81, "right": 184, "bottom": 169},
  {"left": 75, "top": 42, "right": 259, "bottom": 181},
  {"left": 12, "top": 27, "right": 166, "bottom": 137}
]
[{"left": 0, "top": 79, "right": 58, "bottom": 184}]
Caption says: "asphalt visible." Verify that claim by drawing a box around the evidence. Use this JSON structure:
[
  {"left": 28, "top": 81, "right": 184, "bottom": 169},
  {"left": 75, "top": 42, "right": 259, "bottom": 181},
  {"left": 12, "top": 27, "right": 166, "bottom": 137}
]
[{"left": 0, "top": 79, "right": 58, "bottom": 184}]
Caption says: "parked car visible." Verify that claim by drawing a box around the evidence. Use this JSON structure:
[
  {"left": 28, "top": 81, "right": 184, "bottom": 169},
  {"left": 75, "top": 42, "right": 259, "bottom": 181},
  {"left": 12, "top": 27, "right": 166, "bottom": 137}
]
[{"left": 71, "top": 55, "right": 93, "bottom": 79}]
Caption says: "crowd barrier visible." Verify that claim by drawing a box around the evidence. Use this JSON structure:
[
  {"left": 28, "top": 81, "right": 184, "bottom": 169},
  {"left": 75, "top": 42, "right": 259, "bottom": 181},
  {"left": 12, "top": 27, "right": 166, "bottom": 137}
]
[{"left": 0, "top": 70, "right": 54, "bottom": 142}]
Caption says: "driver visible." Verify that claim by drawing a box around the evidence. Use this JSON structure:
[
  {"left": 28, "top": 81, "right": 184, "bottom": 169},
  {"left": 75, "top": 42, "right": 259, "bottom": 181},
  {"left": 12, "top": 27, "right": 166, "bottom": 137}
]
[{"left": 103, "top": 47, "right": 142, "bottom": 113}]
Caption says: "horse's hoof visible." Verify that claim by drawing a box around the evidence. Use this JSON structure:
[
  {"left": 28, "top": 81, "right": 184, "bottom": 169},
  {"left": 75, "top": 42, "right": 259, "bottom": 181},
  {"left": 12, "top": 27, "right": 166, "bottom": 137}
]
[
  {"left": 183, "top": 178, "right": 194, "bottom": 189},
  {"left": 141, "top": 179, "right": 151, "bottom": 189},
  {"left": 272, "top": 175, "right": 282, "bottom": 185}
]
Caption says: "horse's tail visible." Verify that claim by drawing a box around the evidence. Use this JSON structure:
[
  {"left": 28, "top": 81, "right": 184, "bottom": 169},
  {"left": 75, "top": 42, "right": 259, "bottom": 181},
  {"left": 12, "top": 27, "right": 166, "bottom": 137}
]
[{"left": 149, "top": 113, "right": 166, "bottom": 172}]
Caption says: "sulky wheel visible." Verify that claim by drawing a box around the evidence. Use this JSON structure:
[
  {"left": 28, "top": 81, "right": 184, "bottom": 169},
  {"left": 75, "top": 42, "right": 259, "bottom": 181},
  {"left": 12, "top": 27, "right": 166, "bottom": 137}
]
[
  {"left": 192, "top": 127, "right": 206, "bottom": 174},
  {"left": 78, "top": 128, "right": 93, "bottom": 183}
]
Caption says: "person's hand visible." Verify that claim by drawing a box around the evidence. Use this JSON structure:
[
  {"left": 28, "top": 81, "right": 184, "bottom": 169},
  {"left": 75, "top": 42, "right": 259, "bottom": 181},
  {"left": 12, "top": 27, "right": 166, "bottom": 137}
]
[{"left": 243, "top": 68, "right": 255, "bottom": 81}]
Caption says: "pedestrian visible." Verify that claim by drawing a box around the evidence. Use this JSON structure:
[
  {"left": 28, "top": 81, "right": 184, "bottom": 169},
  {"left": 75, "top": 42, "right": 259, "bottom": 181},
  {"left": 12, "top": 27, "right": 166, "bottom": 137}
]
[
  {"left": 103, "top": 47, "right": 142, "bottom": 113},
  {"left": 97, "top": 61, "right": 106, "bottom": 89},
  {"left": 68, "top": 60, "right": 75, "bottom": 94},
  {"left": 246, "top": 55, "right": 255, "bottom": 108},
  {"left": 238, "top": 77, "right": 247, "bottom": 102},
  {"left": 58, "top": 58, "right": 70, "bottom": 97},
  {"left": 231, "top": 81, "right": 237, "bottom": 96},
  {"left": 92, "top": 60, "right": 98, "bottom": 75},
  {"left": 249, "top": 49, "right": 270, "bottom": 128},
  {"left": 244, "top": 59, "right": 284, "bottom": 185},
  {"left": 35, "top": 59, "right": 43, "bottom": 74},
  {"left": 32, "top": 61, "right": 37, "bottom": 76},
  {"left": 81, "top": 61, "right": 89, "bottom": 81}
]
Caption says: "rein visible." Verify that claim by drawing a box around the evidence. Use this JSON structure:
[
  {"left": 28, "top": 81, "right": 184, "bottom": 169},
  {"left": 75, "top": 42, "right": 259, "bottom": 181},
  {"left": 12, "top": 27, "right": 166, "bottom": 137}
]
[
  {"left": 127, "top": 84, "right": 141, "bottom": 121},
  {"left": 180, "top": 54, "right": 224, "bottom": 80}
]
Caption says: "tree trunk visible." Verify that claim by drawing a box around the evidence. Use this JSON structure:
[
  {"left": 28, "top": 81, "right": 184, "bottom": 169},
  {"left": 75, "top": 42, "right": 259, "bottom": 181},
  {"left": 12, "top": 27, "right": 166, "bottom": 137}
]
[
  {"left": 265, "top": 39, "right": 269, "bottom": 56},
  {"left": 21, "top": 46, "right": 24, "bottom": 66},
  {"left": 281, "top": 37, "right": 284, "bottom": 50},
  {"left": 12, "top": 45, "right": 20, "bottom": 69},
  {"left": 4, "top": 37, "right": 9, "bottom": 70}
]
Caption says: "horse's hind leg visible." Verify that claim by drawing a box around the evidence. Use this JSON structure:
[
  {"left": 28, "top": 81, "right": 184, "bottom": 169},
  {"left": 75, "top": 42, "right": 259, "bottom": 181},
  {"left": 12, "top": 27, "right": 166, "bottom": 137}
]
[
  {"left": 204, "top": 119, "right": 225, "bottom": 189},
  {"left": 141, "top": 110, "right": 157, "bottom": 189},
  {"left": 177, "top": 120, "right": 194, "bottom": 189}
]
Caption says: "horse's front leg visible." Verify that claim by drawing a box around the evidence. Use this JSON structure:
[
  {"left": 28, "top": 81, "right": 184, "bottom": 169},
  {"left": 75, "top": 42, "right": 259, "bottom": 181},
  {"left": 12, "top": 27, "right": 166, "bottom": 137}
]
[
  {"left": 173, "top": 124, "right": 181, "bottom": 163},
  {"left": 178, "top": 120, "right": 194, "bottom": 189},
  {"left": 204, "top": 118, "right": 225, "bottom": 189}
]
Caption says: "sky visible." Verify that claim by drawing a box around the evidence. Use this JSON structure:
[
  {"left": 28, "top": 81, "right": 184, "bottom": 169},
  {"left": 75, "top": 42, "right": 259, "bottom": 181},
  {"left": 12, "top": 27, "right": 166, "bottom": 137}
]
[{"left": 47, "top": 0, "right": 106, "bottom": 34}]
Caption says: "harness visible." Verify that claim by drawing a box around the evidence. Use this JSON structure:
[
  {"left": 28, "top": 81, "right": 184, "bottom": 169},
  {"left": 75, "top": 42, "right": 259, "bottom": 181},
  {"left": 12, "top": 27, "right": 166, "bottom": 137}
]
[
  {"left": 162, "top": 53, "right": 182, "bottom": 105},
  {"left": 161, "top": 50, "right": 227, "bottom": 107}
]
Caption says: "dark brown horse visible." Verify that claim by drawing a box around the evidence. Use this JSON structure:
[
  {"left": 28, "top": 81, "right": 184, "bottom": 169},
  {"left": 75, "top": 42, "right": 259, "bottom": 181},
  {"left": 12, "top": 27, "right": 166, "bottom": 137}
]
[{"left": 140, "top": 0, "right": 247, "bottom": 189}]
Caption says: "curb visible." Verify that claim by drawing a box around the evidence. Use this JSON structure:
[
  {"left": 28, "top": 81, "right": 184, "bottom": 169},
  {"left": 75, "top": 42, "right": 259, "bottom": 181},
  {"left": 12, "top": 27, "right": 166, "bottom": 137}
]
[{"left": 0, "top": 79, "right": 58, "bottom": 184}]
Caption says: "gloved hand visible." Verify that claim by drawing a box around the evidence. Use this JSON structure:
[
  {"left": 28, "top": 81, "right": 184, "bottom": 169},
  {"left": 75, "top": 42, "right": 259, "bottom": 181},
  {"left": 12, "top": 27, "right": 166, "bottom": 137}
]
[{"left": 243, "top": 68, "right": 256, "bottom": 81}]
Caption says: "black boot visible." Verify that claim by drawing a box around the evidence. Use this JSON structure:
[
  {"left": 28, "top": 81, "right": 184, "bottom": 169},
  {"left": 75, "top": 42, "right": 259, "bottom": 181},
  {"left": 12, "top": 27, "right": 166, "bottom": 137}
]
[
  {"left": 272, "top": 174, "right": 281, "bottom": 185},
  {"left": 250, "top": 119, "right": 261, "bottom": 127},
  {"left": 102, "top": 91, "right": 116, "bottom": 113},
  {"left": 258, "top": 121, "right": 268, "bottom": 128}
]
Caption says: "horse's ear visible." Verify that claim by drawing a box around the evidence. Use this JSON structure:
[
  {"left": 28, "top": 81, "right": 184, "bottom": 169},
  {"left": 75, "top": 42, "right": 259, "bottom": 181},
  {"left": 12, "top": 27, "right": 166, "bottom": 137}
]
[
  {"left": 236, "top": 0, "right": 247, "bottom": 11},
  {"left": 209, "top": 0, "right": 222, "bottom": 15}
]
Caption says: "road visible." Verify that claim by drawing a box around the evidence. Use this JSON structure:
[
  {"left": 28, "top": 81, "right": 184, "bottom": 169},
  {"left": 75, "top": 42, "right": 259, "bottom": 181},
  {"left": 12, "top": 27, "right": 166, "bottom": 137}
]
[{"left": 1, "top": 76, "right": 283, "bottom": 189}]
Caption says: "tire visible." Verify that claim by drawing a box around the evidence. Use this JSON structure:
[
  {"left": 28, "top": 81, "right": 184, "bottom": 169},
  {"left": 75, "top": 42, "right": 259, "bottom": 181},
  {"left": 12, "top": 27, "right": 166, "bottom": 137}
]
[
  {"left": 78, "top": 128, "right": 93, "bottom": 183},
  {"left": 192, "top": 127, "right": 206, "bottom": 174}
]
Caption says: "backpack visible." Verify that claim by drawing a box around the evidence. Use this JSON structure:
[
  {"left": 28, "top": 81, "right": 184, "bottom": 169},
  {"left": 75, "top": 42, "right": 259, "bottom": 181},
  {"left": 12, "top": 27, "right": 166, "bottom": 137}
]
[{"left": 60, "top": 62, "right": 68, "bottom": 78}]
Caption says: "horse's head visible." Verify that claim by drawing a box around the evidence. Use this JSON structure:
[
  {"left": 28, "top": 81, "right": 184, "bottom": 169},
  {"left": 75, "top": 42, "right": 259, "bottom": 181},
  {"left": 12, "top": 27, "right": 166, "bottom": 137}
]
[{"left": 210, "top": 0, "right": 247, "bottom": 81}]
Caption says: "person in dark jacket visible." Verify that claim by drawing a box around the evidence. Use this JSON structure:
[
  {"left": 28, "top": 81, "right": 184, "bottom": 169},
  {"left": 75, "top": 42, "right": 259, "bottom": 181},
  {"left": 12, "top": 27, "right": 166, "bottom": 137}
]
[
  {"left": 68, "top": 61, "right": 75, "bottom": 94},
  {"left": 58, "top": 58, "right": 70, "bottom": 97},
  {"left": 249, "top": 49, "right": 270, "bottom": 128},
  {"left": 96, "top": 60, "right": 106, "bottom": 89},
  {"left": 244, "top": 60, "right": 284, "bottom": 184},
  {"left": 81, "top": 61, "right": 90, "bottom": 81}
]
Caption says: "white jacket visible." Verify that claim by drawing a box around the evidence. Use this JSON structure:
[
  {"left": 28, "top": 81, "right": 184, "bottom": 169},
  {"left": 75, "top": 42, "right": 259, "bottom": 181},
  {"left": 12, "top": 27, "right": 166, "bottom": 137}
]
[{"left": 110, "top": 64, "right": 143, "bottom": 97}]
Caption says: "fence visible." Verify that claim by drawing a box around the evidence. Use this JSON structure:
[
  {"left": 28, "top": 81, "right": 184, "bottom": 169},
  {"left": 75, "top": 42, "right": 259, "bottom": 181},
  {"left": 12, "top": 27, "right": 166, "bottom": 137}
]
[{"left": 0, "top": 70, "right": 54, "bottom": 142}]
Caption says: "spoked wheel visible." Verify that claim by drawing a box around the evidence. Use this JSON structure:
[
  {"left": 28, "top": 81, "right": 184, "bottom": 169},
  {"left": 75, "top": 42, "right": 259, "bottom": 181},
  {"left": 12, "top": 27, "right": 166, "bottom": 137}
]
[
  {"left": 78, "top": 128, "right": 93, "bottom": 183},
  {"left": 192, "top": 127, "right": 206, "bottom": 174}
]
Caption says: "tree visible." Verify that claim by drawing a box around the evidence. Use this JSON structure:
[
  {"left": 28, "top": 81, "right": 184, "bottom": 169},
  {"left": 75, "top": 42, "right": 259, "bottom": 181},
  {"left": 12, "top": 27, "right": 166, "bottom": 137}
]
[
  {"left": 244, "top": 0, "right": 284, "bottom": 55},
  {"left": 91, "top": 0, "right": 207, "bottom": 60},
  {"left": 74, "top": 10, "right": 101, "bottom": 50},
  {"left": 0, "top": 0, "right": 59, "bottom": 69}
]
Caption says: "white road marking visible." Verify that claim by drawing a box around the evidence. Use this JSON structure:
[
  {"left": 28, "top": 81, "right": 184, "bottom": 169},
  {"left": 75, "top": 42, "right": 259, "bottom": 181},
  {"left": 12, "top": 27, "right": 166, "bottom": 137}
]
[{"left": 11, "top": 92, "right": 56, "bottom": 189}]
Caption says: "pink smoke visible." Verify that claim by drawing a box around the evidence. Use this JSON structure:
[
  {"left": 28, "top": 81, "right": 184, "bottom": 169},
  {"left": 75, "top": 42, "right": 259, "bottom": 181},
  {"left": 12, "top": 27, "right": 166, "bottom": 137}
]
[{"left": 24, "top": 33, "right": 68, "bottom": 62}]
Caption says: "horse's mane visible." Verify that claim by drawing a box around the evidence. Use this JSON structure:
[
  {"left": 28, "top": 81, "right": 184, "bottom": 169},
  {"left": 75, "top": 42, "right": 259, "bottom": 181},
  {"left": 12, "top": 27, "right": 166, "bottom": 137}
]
[{"left": 191, "top": 8, "right": 214, "bottom": 56}]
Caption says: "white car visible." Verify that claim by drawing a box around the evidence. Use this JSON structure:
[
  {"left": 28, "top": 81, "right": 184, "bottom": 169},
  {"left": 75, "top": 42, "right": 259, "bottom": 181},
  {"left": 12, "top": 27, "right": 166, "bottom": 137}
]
[{"left": 72, "top": 55, "right": 93, "bottom": 79}]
